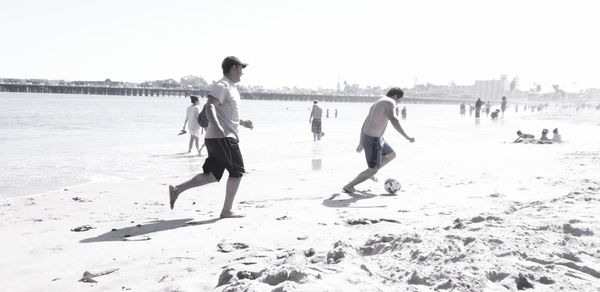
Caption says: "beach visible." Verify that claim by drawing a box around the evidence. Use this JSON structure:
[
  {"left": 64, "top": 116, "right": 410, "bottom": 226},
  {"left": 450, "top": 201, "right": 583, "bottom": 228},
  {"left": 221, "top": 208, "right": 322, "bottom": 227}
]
[{"left": 1, "top": 93, "right": 600, "bottom": 291}]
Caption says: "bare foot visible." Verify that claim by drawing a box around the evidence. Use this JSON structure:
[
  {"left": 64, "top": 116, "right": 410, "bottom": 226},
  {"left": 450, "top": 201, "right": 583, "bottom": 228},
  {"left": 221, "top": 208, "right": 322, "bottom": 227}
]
[
  {"left": 219, "top": 211, "right": 245, "bottom": 219},
  {"left": 342, "top": 186, "right": 356, "bottom": 194},
  {"left": 169, "top": 185, "right": 180, "bottom": 210}
]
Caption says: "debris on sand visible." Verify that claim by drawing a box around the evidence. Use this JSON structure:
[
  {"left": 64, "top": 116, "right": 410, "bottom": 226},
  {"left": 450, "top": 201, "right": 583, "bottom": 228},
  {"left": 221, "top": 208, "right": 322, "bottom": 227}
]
[{"left": 78, "top": 268, "right": 119, "bottom": 283}]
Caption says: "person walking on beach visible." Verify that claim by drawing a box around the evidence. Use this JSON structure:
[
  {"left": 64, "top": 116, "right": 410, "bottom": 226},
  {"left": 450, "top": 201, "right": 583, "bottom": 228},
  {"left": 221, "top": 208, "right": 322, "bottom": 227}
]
[
  {"left": 169, "top": 56, "right": 254, "bottom": 218},
  {"left": 309, "top": 100, "right": 324, "bottom": 141},
  {"left": 343, "top": 88, "right": 415, "bottom": 193},
  {"left": 182, "top": 95, "right": 202, "bottom": 155},
  {"left": 401, "top": 106, "right": 407, "bottom": 120},
  {"left": 460, "top": 103, "right": 466, "bottom": 116}
]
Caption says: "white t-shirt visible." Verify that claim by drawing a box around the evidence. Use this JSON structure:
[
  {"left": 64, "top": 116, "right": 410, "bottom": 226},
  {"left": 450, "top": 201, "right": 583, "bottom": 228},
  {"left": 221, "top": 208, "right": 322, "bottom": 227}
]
[{"left": 205, "top": 76, "right": 241, "bottom": 139}]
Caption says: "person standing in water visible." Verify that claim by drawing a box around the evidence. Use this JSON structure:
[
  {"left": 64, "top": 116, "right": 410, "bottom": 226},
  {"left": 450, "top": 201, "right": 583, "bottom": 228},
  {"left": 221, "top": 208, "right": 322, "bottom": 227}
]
[
  {"left": 343, "top": 88, "right": 415, "bottom": 193},
  {"left": 309, "top": 100, "right": 324, "bottom": 141},
  {"left": 501, "top": 96, "right": 507, "bottom": 118},
  {"left": 475, "top": 98, "right": 484, "bottom": 119}
]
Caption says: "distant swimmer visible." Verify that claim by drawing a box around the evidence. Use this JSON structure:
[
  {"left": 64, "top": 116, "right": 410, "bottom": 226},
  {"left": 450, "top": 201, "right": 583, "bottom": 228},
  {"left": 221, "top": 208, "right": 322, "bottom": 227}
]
[
  {"left": 169, "top": 56, "right": 254, "bottom": 218},
  {"left": 309, "top": 100, "right": 324, "bottom": 141},
  {"left": 343, "top": 88, "right": 415, "bottom": 193},
  {"left": 513, "top": 130, "right": 535, "bottom": 143},
  {"left": 552, "top": 128, "right": 562, "bottom": 143},
  {"left": 182, "top": 95, "right": 202, "bottom": 154}
]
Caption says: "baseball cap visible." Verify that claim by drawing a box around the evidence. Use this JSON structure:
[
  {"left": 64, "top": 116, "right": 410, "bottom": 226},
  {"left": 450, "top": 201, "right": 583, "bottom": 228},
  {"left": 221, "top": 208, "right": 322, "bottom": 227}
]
[{"left": 222, "top": 56, "right": 248, "bottom": 72}]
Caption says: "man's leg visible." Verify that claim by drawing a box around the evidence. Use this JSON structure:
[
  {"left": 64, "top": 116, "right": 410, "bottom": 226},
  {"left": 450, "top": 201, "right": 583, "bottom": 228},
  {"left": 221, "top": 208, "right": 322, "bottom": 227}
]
[
  {"left": 169, "top": 173, "right": 218, "bottom": 209},
  {"left": 220, "top": 176, "right": 243, "bottom": 218},
  {"left": 344, "top": 152, "right": 396, "bottom": 192},
  {"left": 379, "top": 152, "right": 396, "bottom": 168},
  {"left": 344, "top": 167, "right": 378, "bottom": 193}
]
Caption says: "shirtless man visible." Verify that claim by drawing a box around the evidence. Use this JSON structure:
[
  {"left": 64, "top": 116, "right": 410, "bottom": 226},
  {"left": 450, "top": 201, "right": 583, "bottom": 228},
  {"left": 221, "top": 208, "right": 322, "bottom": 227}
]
[
  {"left": 343, "top": 88, "right": 415, "bottom": 193},
  {"left": 309, "top": 100, "right": 324, "bottom": 141}
]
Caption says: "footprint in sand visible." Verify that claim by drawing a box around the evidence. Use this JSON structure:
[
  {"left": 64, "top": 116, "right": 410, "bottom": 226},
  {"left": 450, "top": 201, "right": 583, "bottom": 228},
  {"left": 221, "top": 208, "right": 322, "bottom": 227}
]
[
  {"left": 71, "top": 225, "right": 95, "bottom": 232},
  {"left": 72, "top": 197, "right": 92, "bottom": 203},
  {"left": 217, "top": 242, "right": 249, "bottom": 253}
]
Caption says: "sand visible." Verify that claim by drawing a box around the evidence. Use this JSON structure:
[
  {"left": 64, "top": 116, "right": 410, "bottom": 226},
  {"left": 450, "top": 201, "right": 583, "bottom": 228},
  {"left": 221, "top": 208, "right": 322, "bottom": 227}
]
[{"left": 1, "top": 108, "right": 600, "bottom": 291}]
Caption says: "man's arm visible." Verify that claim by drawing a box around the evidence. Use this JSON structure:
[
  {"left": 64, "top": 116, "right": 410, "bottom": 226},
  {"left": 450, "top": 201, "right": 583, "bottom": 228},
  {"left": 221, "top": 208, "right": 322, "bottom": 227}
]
[
  {"left": 356, "top": 119, "right": 366, "bottom": 152},
  {"left": 205, "top": 96, "right": 225, "bottom": 137},
  {"left": 240, "top": 119, "right": 253, "bottom": 129},
  {"left": 387, "top": 103, "right": 415, "bottom": 142},
  {"left": 309, "top": 106, "right": 314, "bottom": 123}
]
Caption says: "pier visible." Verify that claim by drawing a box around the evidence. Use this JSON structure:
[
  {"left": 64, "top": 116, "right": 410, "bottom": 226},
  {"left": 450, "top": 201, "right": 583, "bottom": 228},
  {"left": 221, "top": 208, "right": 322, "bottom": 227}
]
[{"left": 0, "top": 83, "right": 471, "bottom": 104}]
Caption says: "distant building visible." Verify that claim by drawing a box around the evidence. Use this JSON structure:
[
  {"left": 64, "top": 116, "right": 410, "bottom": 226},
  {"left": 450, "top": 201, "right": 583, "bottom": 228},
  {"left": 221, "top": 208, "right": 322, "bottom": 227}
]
[
  {"left": 474, "top": 75, "right": 508, "bottom": 100},
  {"left": 584, "top": 88, "right": 600, "bottom": 99}
]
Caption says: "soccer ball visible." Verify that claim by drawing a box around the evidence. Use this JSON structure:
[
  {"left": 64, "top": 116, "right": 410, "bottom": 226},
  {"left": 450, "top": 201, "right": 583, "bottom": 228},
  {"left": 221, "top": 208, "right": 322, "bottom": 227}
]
[{"left": 384, "top": 178, "right": 401, "bottom": 194}]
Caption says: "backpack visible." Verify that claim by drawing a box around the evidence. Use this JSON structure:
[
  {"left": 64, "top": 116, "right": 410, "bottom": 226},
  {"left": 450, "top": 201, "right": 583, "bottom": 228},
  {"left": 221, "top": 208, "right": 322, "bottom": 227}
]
[{"left": 197, "top": 107, "right": 209, "bottom": 128}]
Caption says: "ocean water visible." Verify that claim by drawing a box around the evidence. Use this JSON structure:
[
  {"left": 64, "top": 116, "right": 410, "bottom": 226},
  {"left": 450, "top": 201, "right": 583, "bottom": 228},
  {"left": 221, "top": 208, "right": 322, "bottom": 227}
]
[{"left": 1, "top": 92, "right": 599, "bottom": 198}]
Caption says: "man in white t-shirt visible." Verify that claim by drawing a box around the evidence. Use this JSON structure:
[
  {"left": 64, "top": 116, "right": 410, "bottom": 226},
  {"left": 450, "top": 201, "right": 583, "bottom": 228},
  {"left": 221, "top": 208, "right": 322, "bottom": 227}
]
[{"left": 169, "top": 56, "right": 254, "bottom": 218}]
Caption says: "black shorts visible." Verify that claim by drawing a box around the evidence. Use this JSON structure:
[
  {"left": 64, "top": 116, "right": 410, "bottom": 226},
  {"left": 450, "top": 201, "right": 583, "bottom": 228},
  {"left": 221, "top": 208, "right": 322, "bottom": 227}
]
[
  {"left": 361, "top": 133, "right": 394, "bottom": 169},
  {"left": 203, "top": 138, "right": 245, "bottom": 181},
  {"left": 311, "top": 119, "right": 322, "bottom": 134}
]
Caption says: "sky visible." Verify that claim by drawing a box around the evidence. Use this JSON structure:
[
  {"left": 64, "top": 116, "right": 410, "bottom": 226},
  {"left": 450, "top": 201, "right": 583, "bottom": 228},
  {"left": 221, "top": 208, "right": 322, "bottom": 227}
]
[{"left": 1, "top": 0, "right": 599, "bottom": 92}]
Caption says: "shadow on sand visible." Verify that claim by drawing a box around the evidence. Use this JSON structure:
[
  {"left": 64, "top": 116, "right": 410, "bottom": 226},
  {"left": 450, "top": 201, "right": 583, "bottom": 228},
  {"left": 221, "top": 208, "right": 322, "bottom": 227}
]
[
  {"left": 322, "top": 192, "right": 385, "bottom": 208},
  {"left": 80, "top": 217, "right": 221, "bottom": 243}
]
